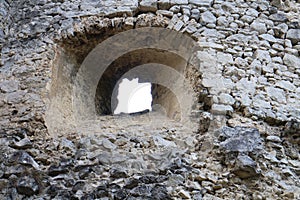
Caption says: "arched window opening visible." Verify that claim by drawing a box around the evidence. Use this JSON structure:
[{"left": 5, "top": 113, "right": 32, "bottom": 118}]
[{"left": 114, "top": 78, "right": 152, "bottom": 114}]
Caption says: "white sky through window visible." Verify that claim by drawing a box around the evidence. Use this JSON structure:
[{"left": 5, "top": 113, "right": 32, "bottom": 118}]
[{"left": 114, "top": 78, "right": 152, "bottom": 114}]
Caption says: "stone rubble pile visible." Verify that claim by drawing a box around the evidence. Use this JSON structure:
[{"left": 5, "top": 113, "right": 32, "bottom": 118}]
[
  {"left": 0, "top": 114, "right": 299, "bottom": 199},
  {"left": 0, "top": 0, "right": 299, "bottom": 132},
  {"left": 0, "top": 0, "right": 299, "bottom": 199}
]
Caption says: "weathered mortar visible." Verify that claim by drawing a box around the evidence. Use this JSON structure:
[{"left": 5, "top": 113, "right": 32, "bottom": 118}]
[
  {"left": 1, "top": 0, "right": 300, "bottom": 135},
  {"left": 0, "top": 0, "right": 300, "bottom": 199}
]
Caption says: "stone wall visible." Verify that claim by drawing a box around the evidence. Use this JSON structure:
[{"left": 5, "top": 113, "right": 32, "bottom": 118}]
[
  {"left": 0, "top": 0, "right": 300, "bottom": 199},
  {"left": 0, "top": 0, "right": 299, "bottom": 134}
]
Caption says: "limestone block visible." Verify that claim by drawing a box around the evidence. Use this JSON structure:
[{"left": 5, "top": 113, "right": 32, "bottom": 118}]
[
  {"left": 200, "top": 11, "right": 216, "bottom": 24},
  {"left": 283, "top": 53, "right": 300, "bottom": 70},
  {"left": 189, "top": 0, "right": 213, "bottom": 7},
  {"left": 170, "top": 0, "right": 188, "bottom": 6},
  {"left": 140, "top": 0, "right": 158, "bottom": 12},
  {"left": 286, "top": 29, "right": 300, "bottom": 45}
]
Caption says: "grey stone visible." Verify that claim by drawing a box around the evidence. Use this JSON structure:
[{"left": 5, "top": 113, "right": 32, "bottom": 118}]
[
  {"left": 240, "top": 94, "right": 252, "bottom": 107},
  {"left": 240, "top": 15, "right": 254, "bottom": 24},
  {"left": 9, "top": 151, "right": 40, "bottom": 170},
  {"left": 158, "top": 0, "right": 171, "bottom": 10},
  {"left": 140, "top": 0, "right": 158, "bottom": 12},
  {"left": 191, "top": 9, "right": 200, "bottom": 21},
  {"left": 102, "top": 138, "right": 117, "bottom": 150},
  {"left": 259, "top": 34, "right": 277, "bottom": 43},
  {"left": 264, "top": 153, "right": 280, "bottom": 163},
  {"left": 219, "top": 93, "right": 235, "bottom": 105},
  {"left": 273, "top": 23, "right": 288, "bottom": 38},
  {"left": 32, "top": 20, "right": 51, "bottom": 34},
  {"left": 245, "top": 8, "right": 259, "bottom": 17},
  {"left": 200, "top": 11, "right": 216, "bottom": 24},
  {"left": 183, "top": 22, "right": 198, "bottom": 34},
  {"left": 266, "top": 135, "right": 282, "bottom": 143},
  {"left": 286, "top": 29, "right": 300, "bottom": 45},
  {"left": 288, "top": 160, "right": 300, "bottom": 168},
  {"left": 97, "top": 152, "right": 129, "bottom": 165},
  {"left": 257, "top": 76, "right": 268, "bottom": 85},
  {"left": 262, "top": 64, "right": 274, "bottom": 73},
  {"left": 252, "top": 95, "right": 272, "bottom": 109},
  {"left": 156, "top": 10, "right": 173, "bottom": 17},
  {"left": 269, "top": 13, "right": 288, "bottom": 22},
  {"left": 266, "top": 86, "right": 286, "bottom": 104},
  {"left": 178, "top": 189, "right": 191, "bottom": 199},
  {"left": 211, "top": 104, "right": 233, "bottom": 115},
  {"left": 217, "top": 52, "right": 233, "bottom": 64},
  {"left": 130, "top": 185, "right": 152, "bottom": 197},
  {"left": 5, "top": 91, "right": 26, "bottom": 104},
  {"left": 0, "top": 80, "right": 19, "bottom": 93},
  {"left": 283, "top": 53, "right": 300, "bottom": 70},
  {"left": 218, "top": 126, "right": 264, "bottom": 154},
  {"left": 59, "top": 138, "right": 76, "bottom": 152},
  {"left": 96, "top": 152, "right": 113, "bottom": 165},
  {"left": 152, "top": 135, "right": 176, "bottom": 147},
  {"left": 217, "top": 16, "right": 229, "bottom": 27},
  {"left": 236, "top": 78, "right": 256, "bottom": 96},
  {"left": 258, "top": 2, "right": 268, "bottom": 11},
  {"left": 48, "top": 164, "right": 69, "bottom": 176},
  {"left": 254, "top": 49, "right": 272, "bottom": 63},
  {"left": 216, "top": 127, "right": 264, "bottom": 179},
  {"left": 170, "top": 0, "right": 188, "bottom": 5},
  {"left": 167, "top": 14, "right": 180, "bottom": 29},
  {"left": 9, "top": 138, "right": 32, "bottom": 150},
  {"left": 234, "top": 154, "right": 260, "bottom": 179},
  {"left": 151, "top": 185, "right": 170, "bottom": 199},
  {"left": 189, "top": 0, "right": 213, "bottom": 7},
  {"left": 173, "top": 19, "right": 184, "bottom": 31},
  {"left": 284, "top": 120, "right": 300, "bottom": 134},
  {"left": 182, "top": 7, "right": 191, "bottom": 16},
  {"left": 0, "top": 28, "right": 4, "bottom": 42},
  {"left": 226, "top": 34, "right": 255, "bottom": 44},
  {"left": 4, "top": 165, "right": 27, "bottom": 178},
  {"left": 221, "top": 2, "right": 239, "bottom": 13},
  {"left": 17, "top": 176, "right": 39, "bottom": 196},
  {"left": 169, "top": 5, "right": 180, "bottom": 13},
  {"left": 201, "top": 29, "right": 224, "bottom": 39},
  {"left": 272, "top": 43, "right": 284, "bottom": 51},
  {"left": 124, "top": 178, "right": 139, "bottom": 189},
  {"left": 276, "top": 80, "right": 296, "bottom": 92},
  {"left": 272, "top": 56, "right": 283, "bottom": 64},
  {"left": 110, "top": 168, "right": 128, "bottom": 178},
  {"left": 203, "top": 194, "right": 223, "bottom": 200}
]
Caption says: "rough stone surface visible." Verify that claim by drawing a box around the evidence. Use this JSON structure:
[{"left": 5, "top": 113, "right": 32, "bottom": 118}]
[
  {"left": 140, "top": 0, "right": 158, "bottom": 12},
  {"left": 189, "top": 0, "right": 213, "bottom": 7},
  {"left": 0, "top": 0, "right": 300, "bottom": 199},
  {"left": 276, "top": 80, "right": 296, "bottom": 92},
  {"left": 0, "top": 80, "right": 19, "bottom": 93},
  {"left": 216, "top": 127, "right": 263, "bottom": 179},
  {"left": 266, "top": 87, "right": 287, "bottom": 104},
  {"left": 158, "top": 0, "right": 171, "bottom": 10},
  {"left": 286, "top": 29, "right": 300, "bottom": 44},
  {"left": 16, "top": 176, "right": 39, "bottom": 196},
  {"left": 170, "top": 0, "right": 188, "bottom": 6},
  {"left": 200, "top": 11, "right": 216, "bottom": 24},
  {"left": 218, "top": 126, "right": 264, "bottom": 154},
  {"left": 250, "top": 20, "right": 267, "bottom": 34},
  {"left": 283, "top": 53, "right": 300, "bottom": 70}
]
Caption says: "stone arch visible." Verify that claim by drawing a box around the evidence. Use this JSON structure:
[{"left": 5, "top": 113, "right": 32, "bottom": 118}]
[
  {"left": 45, "top": 26, "right": 201, "bottom": 135},
  {"left": 73, "top": 27, "right": 198, "bottom": 121},
  {"left": 95, "top": 48, "right": 188, "bottom": 116},
  {"left": 110, "top": 63, "right": 196, "bottom": 124}
]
